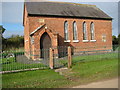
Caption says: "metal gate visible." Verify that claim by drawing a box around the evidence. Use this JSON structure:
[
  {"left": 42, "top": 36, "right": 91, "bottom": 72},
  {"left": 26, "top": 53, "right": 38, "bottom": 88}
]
[{"left": 53, "top": 46, "right": 68, "bottom": 69}]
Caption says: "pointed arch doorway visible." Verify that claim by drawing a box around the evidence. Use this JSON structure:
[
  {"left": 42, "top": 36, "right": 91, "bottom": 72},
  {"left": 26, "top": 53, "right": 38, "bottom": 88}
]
[{"left": 40, "top": 32, "right": 52, "bottom": 58}]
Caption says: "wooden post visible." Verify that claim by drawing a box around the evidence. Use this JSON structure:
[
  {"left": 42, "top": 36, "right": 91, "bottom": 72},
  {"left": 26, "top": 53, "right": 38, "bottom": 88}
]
[
  {"left": 49, "top": 48, "right": 54, "bottom": 69},
  {"left": 68, "top": 46, "right": 72, "bottom": 69}
]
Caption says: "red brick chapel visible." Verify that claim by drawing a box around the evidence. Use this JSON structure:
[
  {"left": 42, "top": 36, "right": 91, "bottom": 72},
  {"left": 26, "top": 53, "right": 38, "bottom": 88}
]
[{"left": 23, "top": 2, "right": 112, "bottom": 60}]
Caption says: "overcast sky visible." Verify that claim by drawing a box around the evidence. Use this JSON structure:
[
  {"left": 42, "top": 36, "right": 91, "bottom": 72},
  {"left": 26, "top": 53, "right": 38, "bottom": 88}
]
[{"left": 1, "top": 0, "right": 119, "bottom": 38}]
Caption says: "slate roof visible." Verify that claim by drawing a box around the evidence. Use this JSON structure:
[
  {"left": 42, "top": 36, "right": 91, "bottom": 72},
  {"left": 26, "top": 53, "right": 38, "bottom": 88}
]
[{"left": 25, "top": 2, "right": 112, "bottom": 20}]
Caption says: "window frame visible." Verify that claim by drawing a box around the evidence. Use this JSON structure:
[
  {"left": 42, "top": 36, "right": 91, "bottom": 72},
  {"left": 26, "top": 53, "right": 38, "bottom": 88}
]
[
  {"left": 83, "top": 22, "right": 88, "bottom": 41},
  {"left": 90, "top": 22, "right": 96, "bottom": 42},
  {"left": 64, "top": 21, "right": 70, "bottom": 42},
  {"left": 64, "top": 21, "right": 68, "bottom": 40},
  {"left": 90, "top": 22, "right": 95, "bottom": 40},
  {"left": 73, "top": 21, "right": 78, "bottom": 40}
]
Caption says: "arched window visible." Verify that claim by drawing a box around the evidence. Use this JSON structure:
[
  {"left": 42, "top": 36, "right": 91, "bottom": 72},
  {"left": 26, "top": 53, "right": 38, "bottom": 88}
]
[
  {"left": 64, "top": 21, "right": 68, "bottom": 40},
  {"left": 90, "top": 22, "right": 95, "bottom": 40},
  {"left": 83, "top": 22, "right": 87, "bottom": 40},
  {"left": 73, "top": 21, "right": 78, "bottom": 40}
]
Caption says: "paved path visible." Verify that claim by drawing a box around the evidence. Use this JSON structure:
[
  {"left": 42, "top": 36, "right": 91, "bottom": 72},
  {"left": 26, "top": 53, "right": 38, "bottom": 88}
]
[{"left": 73, "top": 78, "right": 118, "bottom": 88}]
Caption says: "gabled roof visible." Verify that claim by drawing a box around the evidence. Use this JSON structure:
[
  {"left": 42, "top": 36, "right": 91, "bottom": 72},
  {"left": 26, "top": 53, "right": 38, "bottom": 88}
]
[
  {"left": 25, "top": 2, "right": 112, "bottom": 20},
  {"left": 30, "top": 24, "right": 58, "bottom": 36},
  {"left": 30, "top": 24, "right": 46, "bottom": 36}
]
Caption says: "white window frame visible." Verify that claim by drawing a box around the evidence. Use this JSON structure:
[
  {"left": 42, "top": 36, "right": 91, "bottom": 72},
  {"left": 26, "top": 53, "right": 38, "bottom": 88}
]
[
  {"left": 64, "top": 21, "right": 68, "bottom": 40},
  {"left": 90, "top": 22, "right": 95, "bottom": 40},
  {"left": 73, "top": 21, "right": 78, "bottom": 40},
  {"left": 64, "top": 21, "right": 70, "bottom": 42},
  {"left": 73, "top": 40, "right": 79, "bottom": 42},
  {"left": 90, "top": 22, "right": 96, "bottom": 42},
  {"left": 83, "top": 22, "right": 88, "bottom": 42}
]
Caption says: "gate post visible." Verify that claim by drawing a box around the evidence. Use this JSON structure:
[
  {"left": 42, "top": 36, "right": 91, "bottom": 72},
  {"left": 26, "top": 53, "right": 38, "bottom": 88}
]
[
  {"left": 68, "top": 46, "right": 72, "bottom": 68},
  {"left": 49, "top": 48, "right": 54, "bottom": 69}
]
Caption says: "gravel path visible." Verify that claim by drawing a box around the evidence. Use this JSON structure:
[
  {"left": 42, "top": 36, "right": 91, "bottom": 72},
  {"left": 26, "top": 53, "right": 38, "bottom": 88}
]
[{"left": 72, "top": 78, "right": 118, "bottom": 88}]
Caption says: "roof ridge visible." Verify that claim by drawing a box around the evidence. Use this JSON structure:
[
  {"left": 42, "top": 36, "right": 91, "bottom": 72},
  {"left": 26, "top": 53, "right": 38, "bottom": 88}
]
[
  {"left": 47, "top": 1, "right": 96, "bottom": 7},
  {"left": 26, "top": 1, "right": 96, "bottom": 7}
]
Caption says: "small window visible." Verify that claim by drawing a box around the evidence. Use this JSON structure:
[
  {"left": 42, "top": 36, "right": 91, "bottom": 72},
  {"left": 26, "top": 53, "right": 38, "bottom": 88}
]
[
  {"left": 64, "top": 21, "right": 68, "bottom": 40},
  {"left": 90, "top": 22, "right": 95, "bottom": 40},
  {"left": 102, "top": 34, "right": 106, "bottom": 42},
  {"left": 31, "top": 36, "right": 34, "bottom": 44},
  {"left": 83, "top": 22, "right": 87, "bottom": 40},
  {"left": 73, "top": 21, "right": 78, "bottom": 40}
]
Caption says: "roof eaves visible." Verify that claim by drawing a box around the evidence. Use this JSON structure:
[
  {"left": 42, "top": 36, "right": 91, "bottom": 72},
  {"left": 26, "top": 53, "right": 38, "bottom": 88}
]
[{"left": 28, "top": 14, "right": 112, "bottom": 20}]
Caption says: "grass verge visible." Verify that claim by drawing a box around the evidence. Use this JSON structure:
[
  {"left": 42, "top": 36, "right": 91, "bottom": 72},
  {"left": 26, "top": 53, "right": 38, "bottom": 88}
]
[{"left": 2, "top": 58, "right": 118, "bottom": 88}]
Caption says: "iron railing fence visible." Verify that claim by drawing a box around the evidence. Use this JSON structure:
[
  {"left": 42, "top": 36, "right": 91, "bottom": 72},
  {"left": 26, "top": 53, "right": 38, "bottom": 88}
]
[
  {"left": 71, "top": 45, "right": 115, "bottom": 56},
  {"left": 1, "top": 45, "right": 119, "bottom": 72},
  {"left": 1, "top": 50, "right": 49, "bottom": 72},
  {"left": 53, "top": 46, "right": 68, "bottom": 69},
  {"left": 52, "top": 45, "right": 119, "bottom": 68}
]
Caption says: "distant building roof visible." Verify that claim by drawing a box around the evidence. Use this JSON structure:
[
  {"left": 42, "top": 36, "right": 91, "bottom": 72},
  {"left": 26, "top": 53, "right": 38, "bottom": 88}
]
[{"left": 25, "top": 2, "right": 112, "bottom": 20}]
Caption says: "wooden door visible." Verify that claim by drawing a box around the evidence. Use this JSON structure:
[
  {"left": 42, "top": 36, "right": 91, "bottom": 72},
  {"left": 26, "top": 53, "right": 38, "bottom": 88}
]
[{"left": 40, "top": 32, "right": 51, "bottom": 58}]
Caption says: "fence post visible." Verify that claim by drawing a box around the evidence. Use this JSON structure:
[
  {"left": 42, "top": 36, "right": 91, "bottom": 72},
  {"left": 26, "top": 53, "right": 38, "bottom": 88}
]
[
  {"left": 68, "top": 46, "right": 72, "bottom": 69},
  {"left": 49, "top": 48, "right": 54, "bottom": 69}
]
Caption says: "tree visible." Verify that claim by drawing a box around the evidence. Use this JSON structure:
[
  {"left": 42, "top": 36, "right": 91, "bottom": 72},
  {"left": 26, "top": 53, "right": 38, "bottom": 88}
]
[
  {"left": 112, "top": 35, "right": 118, "bottom": 45},
  {"left": 0, "top": 26, "right": 24, "bottom": 51},
  {"left": 5, "top": 35, "right": 24, "bottom": 50},
  {"left": 0, "top": 26, "right": 6, "bottom": 51},
  {"left": 0, "top": 25, "right": 5, "bottom": 34},
  {"left": 118, "top": 34, "right": 120, "bottom": 44}
]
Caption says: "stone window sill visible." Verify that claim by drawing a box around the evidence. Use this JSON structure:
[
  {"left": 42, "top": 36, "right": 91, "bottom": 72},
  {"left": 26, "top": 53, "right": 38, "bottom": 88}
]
[
  {"left": 64, "top": 40, "right": 71, "bottom": 42},
  {"left": 90, "top": 40, "right": 96, "bottom": 42},
  {"left": 83, "top": 40, "right": 89, "bottom": 42},
  {"left": 73, "top": 40, "right": 79, "bottom": 42},
  {"left": 25, "top": 40, "right": 28, "bottom": 42}
]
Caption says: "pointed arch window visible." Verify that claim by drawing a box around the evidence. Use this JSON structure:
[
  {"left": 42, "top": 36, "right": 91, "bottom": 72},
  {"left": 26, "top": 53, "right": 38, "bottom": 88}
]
[
  {"left": 90, "top": 22, "right": 95, "bottom": 40},
  {"left": 73, "top": 21, "right": 78, "bottom": 40},
  {"left": 64, "top": 21, "right": 69, "bottom": 40},
  {"left": 83, "top": 22, "right": 87, "bottom": 40}
]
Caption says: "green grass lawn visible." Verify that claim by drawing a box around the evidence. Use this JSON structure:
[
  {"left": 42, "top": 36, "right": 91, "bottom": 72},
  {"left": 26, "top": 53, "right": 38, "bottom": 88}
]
[
  {"left": 2, "top": 69, "right": 71, "bottom": 88},
  {"left": 2, "top": 46, "right": 119, "bottom": 88},
  {"left": 59, "top": 52, "right": 118, "bottom": 66},
  {"left": 70, "top": 58, "right": 118, "bottom": 85},
  {"left": 2, "top": 54, "right": 118, "bottom": 88}
]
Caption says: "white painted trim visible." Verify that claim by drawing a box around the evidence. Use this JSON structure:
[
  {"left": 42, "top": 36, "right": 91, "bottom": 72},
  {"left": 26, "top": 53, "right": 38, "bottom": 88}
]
[
  {"left": 30, "top": 24, "right": 46, "bottom": 36},
  {"left": 73, "top": 21, "right": 78, "bottom": 40},
  {"left": 73, "top": 40, "right": 79, "bottom": 42},
  {"left": 64, "top": 40, "right": 71, "bottom": 42},
  {"left": 83, "top": 22, "right": 88, "bottom": 40},
  {"left": 90, "top": 22, "right": 95, "bottom": 40},
  {"left": 90, "top": 40, "right": 96, "bottom": 42},
  {"left": 25, "top": 40, "right": 28, "bottom": 42},
  {"left": 45, "top": 26, "right": 47, "bottom": 29},
  {"left": 83, "top": 40, "right": 89, "bottom": 42}
]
